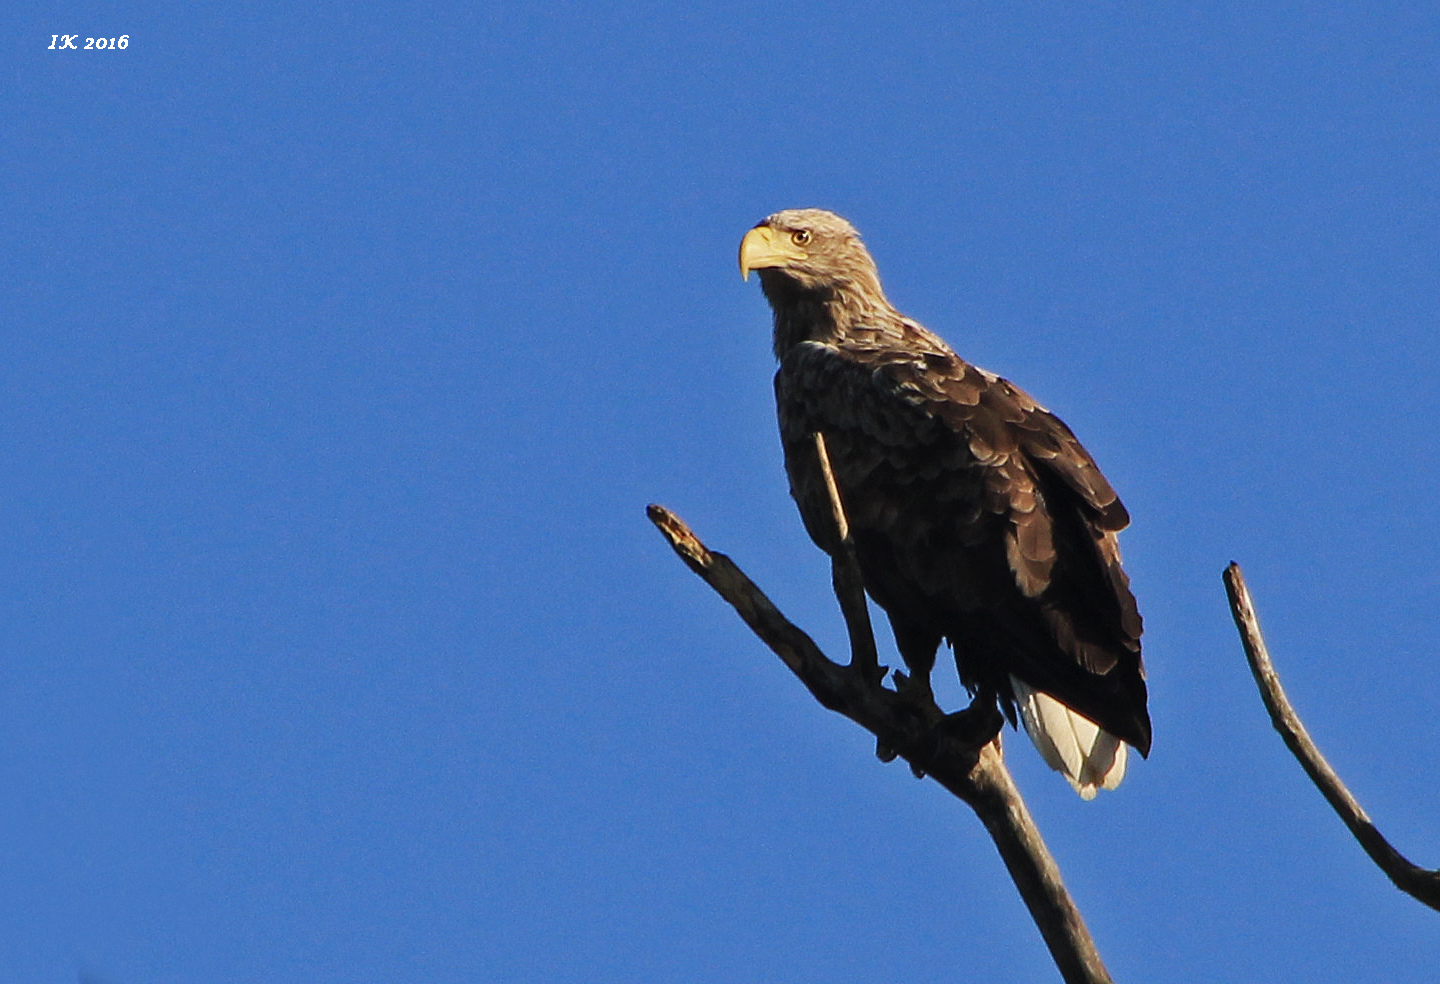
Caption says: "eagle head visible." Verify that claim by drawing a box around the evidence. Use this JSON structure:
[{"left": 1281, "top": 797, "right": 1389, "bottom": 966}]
[{"left": 739, "top": 209, "right": 883, "bottom": 298}]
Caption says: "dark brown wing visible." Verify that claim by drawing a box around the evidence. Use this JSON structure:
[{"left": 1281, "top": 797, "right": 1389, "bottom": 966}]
[{"left": 776, "top": 338, "right": 1149, "bottom": 753}]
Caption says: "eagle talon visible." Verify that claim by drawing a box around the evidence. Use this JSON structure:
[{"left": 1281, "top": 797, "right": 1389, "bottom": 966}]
[
  {"left": 853, "top": 660, "right": 889, "bottom": 689},
  {"left": 892, "top": 668, "right": 936, "bottom": 706},
  {"left": 935, "top": 700, "right": 1005, "bottom": 752}
]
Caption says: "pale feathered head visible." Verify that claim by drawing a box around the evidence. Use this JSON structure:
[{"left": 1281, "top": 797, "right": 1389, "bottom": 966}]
[{"left": 739, "top": 208, "right": 887, "bottom": 302}]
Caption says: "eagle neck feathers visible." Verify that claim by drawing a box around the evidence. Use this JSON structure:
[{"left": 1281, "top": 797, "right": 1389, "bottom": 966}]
[{"left": 762, "top": 273, "right": 914, "bottom": 360}]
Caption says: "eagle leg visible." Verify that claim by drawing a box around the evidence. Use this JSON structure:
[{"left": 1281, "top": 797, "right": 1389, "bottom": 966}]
[
  {"left": 878, "top": 621, "right": 942, "bottom": 768},
  {"left": 889, "top": 620, "right": 940, "bottom": 707}
]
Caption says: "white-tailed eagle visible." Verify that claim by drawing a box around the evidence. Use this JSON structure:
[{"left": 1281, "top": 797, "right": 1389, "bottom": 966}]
[{"left": 740, "top": 208, "right": 1149, "bottom": 798}]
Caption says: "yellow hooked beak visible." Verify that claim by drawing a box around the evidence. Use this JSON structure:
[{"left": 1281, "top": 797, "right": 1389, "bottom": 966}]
[{"left": 739, "top": 225, "right": 808, "bottom": 280}]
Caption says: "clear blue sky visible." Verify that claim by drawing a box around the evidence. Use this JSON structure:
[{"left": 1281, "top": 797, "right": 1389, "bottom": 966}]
[{"left": 6, "top": 3, "right": 1438, "bottom": 982}]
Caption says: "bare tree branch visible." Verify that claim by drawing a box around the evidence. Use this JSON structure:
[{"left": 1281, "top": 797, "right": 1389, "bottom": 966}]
[
  {"left": 812, "top": 432, "right": 883, "bottom": 687},
  {"left": 1224, "top": 562, "right": 1440, "bottom": 912},
  {"left": 647, "top": 501, "right": 1114, "bottom": 983}
]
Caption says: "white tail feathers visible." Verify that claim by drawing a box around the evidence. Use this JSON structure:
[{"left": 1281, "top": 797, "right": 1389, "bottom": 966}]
[{"left": 1010, "top": 676, "right": 1128, "bottom": 800}]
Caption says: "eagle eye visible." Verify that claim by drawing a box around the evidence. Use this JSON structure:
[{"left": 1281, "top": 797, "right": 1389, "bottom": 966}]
[{"left": 791, "top": 230, "right": 812, "bottom": 246}]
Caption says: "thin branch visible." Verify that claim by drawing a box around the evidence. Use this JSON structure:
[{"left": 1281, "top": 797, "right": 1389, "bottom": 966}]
[
  {"left": 812, "top": 432, "right": 882, "bottom": 685},
  {"left": 1224, "top": 562, "right": 1440, "bottom": 912},
  {"left": 648, "top": 502, "right": 1114, "bottom": 984}
]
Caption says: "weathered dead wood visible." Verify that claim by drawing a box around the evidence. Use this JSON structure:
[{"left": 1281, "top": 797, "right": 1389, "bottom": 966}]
[
  {"left": 647, "top": 496, "right": 1114, "bottom": 984},
  {"left": 1224, "top": 562, "right": 1440, "bottom": 912},
  {"left": 811, "top": 432, "right": 883, "bottom": 688}
]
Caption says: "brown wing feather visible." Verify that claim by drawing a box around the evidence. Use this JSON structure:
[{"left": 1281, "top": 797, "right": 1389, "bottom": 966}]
[{"left": 776, "top": 339, "right": 1149, "bottom": 753}]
